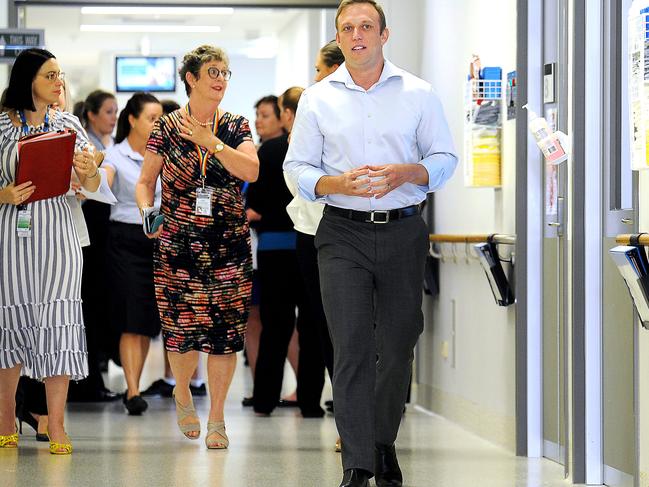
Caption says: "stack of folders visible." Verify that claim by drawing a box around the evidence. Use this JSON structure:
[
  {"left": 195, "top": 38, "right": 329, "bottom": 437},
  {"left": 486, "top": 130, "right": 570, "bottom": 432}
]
[
  {"left": 474, "top": 242, "right": 515, "bottom": 307},
  {"left": 610, "top": 245, "right": 649, "bottom": 327}
]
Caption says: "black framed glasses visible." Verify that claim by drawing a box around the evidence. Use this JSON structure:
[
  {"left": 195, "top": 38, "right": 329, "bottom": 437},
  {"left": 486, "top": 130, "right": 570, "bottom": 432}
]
[
  {"left": 206, "top": 67, "right": 232, "bottom": 81},
  {"left": 40, "top": 71, "right": 65, "bottom": 82}
]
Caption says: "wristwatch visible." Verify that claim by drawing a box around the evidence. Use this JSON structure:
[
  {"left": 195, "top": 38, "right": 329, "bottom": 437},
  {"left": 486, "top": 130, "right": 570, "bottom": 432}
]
[{"left": 213, "top": 141, "right": 225, "bottom": 154}]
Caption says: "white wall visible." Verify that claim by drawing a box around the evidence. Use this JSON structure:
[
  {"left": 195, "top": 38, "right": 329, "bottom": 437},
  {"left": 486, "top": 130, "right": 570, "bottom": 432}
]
[
  {"left": 381, "top": 0, "right": 424, "bottom": 76},
  {"left": 275, "top": 9, "right": 335, "bottom": 93},
  {"left": 416, "top": 0, "right": 518, "bottom": 451}
]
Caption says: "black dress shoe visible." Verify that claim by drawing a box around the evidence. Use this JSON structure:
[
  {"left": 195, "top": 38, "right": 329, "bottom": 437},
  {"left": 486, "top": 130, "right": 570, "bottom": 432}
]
[
  {"left": 375, "top": 443, "right": 403, "bottom": 487},
  {"left": 339, "top": 469, "right": 371, "bottom": 487}
]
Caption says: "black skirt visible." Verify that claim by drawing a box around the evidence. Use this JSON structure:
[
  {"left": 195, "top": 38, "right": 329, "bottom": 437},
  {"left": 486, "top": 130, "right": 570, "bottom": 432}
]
[{"left": 107, "top": 221, "right": 161, "bottom": 338}]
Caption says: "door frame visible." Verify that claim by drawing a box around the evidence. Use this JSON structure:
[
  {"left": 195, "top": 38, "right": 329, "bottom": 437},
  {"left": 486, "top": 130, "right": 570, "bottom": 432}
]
[{"left": 515, "top": 0, "right": 544, "bottom": 458}]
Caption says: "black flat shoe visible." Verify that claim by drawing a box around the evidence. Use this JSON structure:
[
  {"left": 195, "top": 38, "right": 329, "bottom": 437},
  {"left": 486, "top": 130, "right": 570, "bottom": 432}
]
[
  {"left": 301, "top": 407, "right": 325, "bottom": 418},
  {"left": 189, "top": 383, "right": 207, "bottom": 396},
  {"left": 277, "top": 399, "right": 299, "bottom": 408},
  {"left": 339, "top": 469, "right": 371, "bottom": 487},
  {"left": 141, "top": 379, "right": 174, "bottom": 397},
  {"left": 375, "top": 443, "right": 403, "bottom": 487},
  {"left": 123, "top": 395, "right": 148, "bottom": 415}
]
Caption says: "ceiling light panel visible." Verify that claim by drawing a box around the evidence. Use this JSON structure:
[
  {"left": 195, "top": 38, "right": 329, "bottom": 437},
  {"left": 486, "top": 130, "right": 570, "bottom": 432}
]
[
  {"left": 80, "top": 24, "right": 222, "bottom": 33},
  {"left": 80, "top": 7, "right": 234, "bottom": 16}
]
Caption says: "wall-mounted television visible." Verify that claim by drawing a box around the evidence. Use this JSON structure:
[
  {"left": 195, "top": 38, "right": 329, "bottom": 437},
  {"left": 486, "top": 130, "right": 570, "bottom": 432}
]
[{"left": 115, "top": 56, "right": 176, "bottom": 93}]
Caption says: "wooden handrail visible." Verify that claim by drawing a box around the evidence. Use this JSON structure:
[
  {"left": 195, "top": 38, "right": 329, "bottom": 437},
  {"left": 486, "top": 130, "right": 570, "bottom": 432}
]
[
  {"left": 616, "top": 234, "right": 649, "bottom": 245},
  {"left": 429, "top": 234, "right": 516, "bottom": 245}
]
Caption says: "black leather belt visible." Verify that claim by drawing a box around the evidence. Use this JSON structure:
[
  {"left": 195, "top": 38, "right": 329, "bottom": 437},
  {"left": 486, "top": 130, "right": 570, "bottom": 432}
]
[{"left": 324, "top": 204, "right": 420, "bottom": 224}]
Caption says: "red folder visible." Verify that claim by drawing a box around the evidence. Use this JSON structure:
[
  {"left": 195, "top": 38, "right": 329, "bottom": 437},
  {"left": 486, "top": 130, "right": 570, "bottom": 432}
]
[{"left": 15, "top": 129, "right": 77, "bottom": 204}]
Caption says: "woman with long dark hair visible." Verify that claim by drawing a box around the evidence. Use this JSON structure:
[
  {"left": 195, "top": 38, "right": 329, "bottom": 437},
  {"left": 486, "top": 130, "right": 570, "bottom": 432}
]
[
  {"left": 0, "top": 48, "right": 98, "bottom": 454},
  {"left": 103, "top": 92, "right": 163, "bottom": 415}
]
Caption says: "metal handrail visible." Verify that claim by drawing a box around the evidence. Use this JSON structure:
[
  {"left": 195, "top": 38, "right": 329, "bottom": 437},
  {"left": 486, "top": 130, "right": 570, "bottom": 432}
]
[
  {"left": 429, "top": 234, "right": 516, "bottom": 245},
  {"left": 616, "top": 234, "right": 649, "bottom": 246}
]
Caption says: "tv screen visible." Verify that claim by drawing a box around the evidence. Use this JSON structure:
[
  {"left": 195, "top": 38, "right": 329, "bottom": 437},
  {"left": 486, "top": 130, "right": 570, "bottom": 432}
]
[{"left": 115, "top": 56, "right": 176, "bottom": 93}]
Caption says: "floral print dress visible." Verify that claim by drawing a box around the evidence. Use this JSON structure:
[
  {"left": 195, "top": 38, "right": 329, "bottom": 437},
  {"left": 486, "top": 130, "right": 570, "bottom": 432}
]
[{"left": 146, "top": 110, "right": 253, "bottom": 354}]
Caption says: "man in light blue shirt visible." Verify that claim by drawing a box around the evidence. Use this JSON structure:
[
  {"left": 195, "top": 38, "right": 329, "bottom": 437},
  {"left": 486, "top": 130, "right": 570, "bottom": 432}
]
[{"left": 284, "top": 1, "right": 457, "bottom": 486}]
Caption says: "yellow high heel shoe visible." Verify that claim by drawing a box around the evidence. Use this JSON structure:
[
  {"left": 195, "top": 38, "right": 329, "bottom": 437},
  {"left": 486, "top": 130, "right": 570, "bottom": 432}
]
[
  {"left": 0, "top": 432, "right": 18, "bottom": 449},
  {"left": 49, "top": 433, "right": 72, "bottom": 455}
]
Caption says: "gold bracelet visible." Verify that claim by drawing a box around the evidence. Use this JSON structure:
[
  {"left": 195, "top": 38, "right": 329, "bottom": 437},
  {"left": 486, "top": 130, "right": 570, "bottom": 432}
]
[{"left": 95, "top": 151, "right": 105, "bottom": 167}]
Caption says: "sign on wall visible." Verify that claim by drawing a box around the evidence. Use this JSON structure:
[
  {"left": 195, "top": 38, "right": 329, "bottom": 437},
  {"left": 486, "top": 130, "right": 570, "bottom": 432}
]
[{"left": 0, "top": 29, "right": 44, "bottom": 63}]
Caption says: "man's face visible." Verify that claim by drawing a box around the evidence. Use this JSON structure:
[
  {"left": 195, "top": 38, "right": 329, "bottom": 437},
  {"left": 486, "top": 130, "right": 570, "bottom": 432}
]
[{"left": 336, "top": 3, "right": 389, "bottom": 71}]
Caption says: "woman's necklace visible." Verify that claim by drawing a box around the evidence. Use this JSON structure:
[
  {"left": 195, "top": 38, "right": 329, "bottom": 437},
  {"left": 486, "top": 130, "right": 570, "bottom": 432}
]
[{"left": 186, "top": 107, "right": 217, "bottom": 127}]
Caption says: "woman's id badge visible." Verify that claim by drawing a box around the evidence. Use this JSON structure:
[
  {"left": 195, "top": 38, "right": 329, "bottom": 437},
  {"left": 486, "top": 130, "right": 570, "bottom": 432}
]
[
  {"left": 16, "top": 209, "right": 32, "bottom": 238},
  {"left": 195, "top": 187, "right": 213, "bottom": 216}
]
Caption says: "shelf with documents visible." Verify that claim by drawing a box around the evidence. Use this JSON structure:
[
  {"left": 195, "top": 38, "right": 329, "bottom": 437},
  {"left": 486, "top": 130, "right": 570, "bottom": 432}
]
[{"left": 464, "top": 76, "right": 504, "bottom": 188}]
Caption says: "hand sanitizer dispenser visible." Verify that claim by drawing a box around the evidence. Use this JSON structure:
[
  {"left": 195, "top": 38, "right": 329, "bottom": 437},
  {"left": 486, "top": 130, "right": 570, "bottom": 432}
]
[{"left": 523, "top": 104, "right": 569, "bottom": 165}]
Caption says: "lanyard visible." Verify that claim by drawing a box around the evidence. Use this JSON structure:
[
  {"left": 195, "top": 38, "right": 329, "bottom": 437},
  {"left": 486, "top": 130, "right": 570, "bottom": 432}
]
[
  {"left": 18, "top": 108, "right": 50, "bottom": 136},
  {"left": 185, "top": 104, "right": 219, "bottom": 187}
]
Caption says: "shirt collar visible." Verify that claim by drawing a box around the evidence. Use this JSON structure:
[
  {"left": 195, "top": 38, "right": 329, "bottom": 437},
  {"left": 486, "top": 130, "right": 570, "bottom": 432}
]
[
  {"left": 328, "top": 58, "right": 404, "bottom": 90},
  {"left": 117, "top": 139, "right": 144, "bottom": 162}
]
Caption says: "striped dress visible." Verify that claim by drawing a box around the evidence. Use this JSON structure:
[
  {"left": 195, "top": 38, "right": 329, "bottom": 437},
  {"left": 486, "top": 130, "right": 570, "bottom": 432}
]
[{"left": 0, "top": 110, "right": 90, "bottom": 380}]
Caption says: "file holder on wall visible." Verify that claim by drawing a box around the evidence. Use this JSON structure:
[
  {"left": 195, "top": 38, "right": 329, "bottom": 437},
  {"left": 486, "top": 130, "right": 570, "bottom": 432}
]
[
  {"left": 474, "top": 237, "right": 515, "bottom": 307},
  {"left": 610, "top": 237, "right": 649, "bottom": 328}
]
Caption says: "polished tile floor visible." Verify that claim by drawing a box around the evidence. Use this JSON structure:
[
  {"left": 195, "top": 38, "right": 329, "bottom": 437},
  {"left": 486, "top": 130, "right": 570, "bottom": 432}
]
[{"left": 1, "top": 342, "right": 581, "bottom": 487}]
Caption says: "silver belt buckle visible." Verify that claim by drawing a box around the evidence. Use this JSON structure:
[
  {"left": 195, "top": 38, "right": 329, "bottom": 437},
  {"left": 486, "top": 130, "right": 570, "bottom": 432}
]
[{"left": 368, "top": 210, "right": 390, "bottom": 224}]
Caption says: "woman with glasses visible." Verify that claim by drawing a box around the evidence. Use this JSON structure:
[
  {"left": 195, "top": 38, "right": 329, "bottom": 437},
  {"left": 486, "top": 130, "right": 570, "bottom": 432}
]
[
  {"left": 136, "top": 45, "right": 258, "bottom": 449},
  {"left": 0, "top": 48, "right": 98, "bottom": 455}
]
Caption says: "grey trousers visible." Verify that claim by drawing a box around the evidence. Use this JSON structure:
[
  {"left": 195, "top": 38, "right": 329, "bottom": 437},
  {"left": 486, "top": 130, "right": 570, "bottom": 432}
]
[{"left": 315, "top": 209, "right": 429, "bottom": 473}]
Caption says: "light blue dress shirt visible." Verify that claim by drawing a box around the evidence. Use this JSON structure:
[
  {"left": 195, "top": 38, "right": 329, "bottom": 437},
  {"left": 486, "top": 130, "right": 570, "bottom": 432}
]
[
  {"left": 103, "top": 139, "right": 161, "bottom": 224},
  {"left": 283, "top": 60, "right": 458, "bottom": 211}
]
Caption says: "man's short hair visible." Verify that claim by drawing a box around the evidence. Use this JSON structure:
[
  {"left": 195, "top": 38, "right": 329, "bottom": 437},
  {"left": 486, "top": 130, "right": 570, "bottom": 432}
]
[{"left": 335, "top": 0, "right": 387, "bottom": 34}]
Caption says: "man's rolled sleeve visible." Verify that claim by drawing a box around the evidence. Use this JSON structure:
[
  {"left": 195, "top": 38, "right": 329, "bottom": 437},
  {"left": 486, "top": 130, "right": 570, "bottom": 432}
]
[
  {"left": 416, "top": 88, "right": 458, "bottom": 192},
  {"left": 283, "top": 91, "right": 327, "bottom": 202}
]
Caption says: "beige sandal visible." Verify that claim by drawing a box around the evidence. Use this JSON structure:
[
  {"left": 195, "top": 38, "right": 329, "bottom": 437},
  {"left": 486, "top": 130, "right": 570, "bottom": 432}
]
[
  {"left": 172, "top": 387, "right": 200, "bottom": 440},
  {"left": 205, "top": 421, "right": 229, "bottom": 449}
]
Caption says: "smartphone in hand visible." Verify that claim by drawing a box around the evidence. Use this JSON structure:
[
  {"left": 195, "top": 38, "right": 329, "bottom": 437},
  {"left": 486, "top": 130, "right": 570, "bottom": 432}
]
[{"left": 142, "top": 207, "right": 164, "bottom": 234}]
